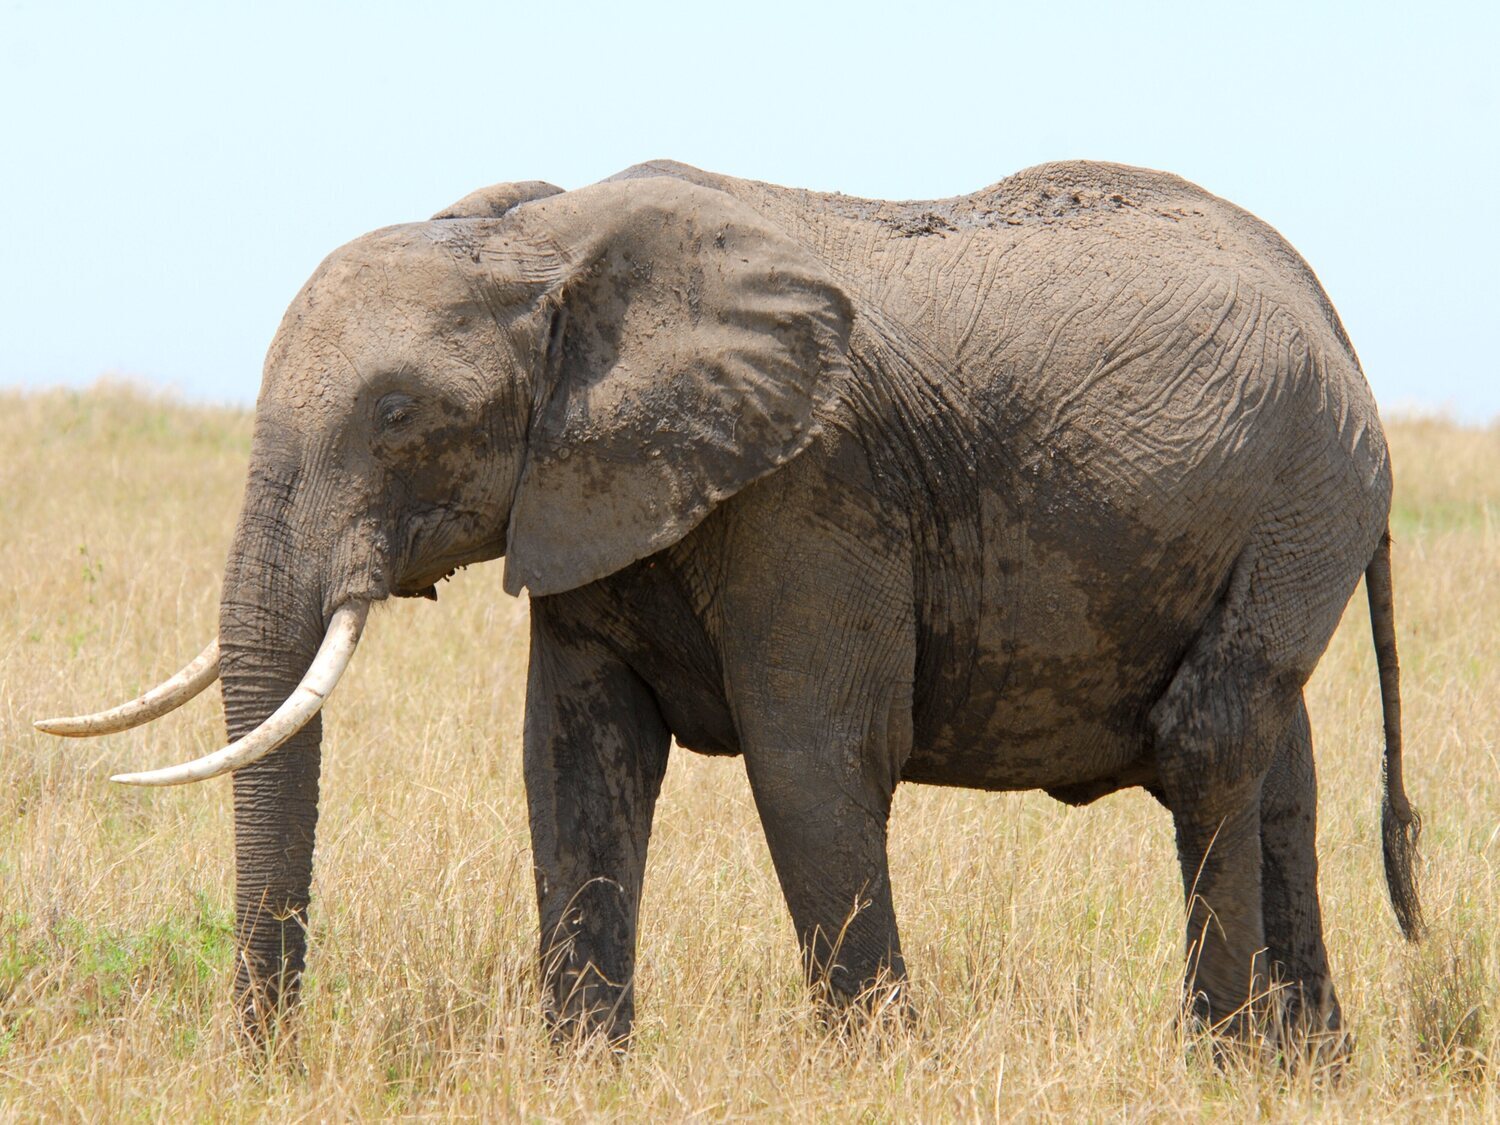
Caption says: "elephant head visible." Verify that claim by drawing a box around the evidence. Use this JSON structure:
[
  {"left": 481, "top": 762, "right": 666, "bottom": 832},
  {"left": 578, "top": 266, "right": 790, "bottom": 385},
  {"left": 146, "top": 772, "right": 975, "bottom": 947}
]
[{"left": 38, "top": 175, "right": 853, "bottom": 1032}]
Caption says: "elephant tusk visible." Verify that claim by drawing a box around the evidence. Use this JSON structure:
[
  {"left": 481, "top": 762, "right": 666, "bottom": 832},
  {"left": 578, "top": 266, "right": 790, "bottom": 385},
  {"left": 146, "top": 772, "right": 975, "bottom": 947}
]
[
  {"left": 34, "top": 639, "right": 221, "bottom": 737},
  {"left": 110, "top": 601, "right": 369, "bottom": 787}
]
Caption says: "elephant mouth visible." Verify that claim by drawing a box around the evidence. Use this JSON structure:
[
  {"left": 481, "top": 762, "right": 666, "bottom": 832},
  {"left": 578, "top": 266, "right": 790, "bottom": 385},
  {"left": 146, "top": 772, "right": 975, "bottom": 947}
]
[
  {"left": 391, "top": 528, "right": 509, "bottom": 601},
  {"left": 392, "top": 566, "right": 457, "bottom": 600}
]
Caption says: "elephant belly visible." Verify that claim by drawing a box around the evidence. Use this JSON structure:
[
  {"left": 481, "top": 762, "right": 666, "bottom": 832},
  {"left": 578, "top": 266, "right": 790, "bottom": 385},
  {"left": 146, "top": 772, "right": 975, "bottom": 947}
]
[
  {"left": 902, "top": 668, "right": 1160, "bottom": 794},
  {"left": 902, "top": 487, "right": 1232, "bottom": 795}
]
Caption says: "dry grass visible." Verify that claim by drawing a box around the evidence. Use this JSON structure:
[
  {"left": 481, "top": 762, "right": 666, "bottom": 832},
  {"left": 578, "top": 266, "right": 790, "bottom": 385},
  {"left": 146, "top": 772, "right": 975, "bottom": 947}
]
[{"left": 1, "top": 383, "right": 1497, "bottom": 1120}]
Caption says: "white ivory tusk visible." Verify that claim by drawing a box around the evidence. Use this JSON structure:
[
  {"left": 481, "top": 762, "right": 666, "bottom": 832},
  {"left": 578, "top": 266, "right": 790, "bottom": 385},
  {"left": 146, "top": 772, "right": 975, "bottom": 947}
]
[
  {"left": 110, "top": 601, "right": 369, "bottom": 787},
  {"left": 34, "top": 640, "right": 221, "bottom": 737}
]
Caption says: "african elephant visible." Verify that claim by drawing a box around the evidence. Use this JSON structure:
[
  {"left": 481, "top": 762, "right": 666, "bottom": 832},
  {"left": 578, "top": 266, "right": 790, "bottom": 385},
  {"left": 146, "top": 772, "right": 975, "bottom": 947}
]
[{"left": 40, "top": 159, "right": 1422, "bottom": 1050}]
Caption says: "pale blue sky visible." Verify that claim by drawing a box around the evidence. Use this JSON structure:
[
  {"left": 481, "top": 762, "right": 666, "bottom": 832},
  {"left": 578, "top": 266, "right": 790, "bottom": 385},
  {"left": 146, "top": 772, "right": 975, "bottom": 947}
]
[{"left": 3, "top": 0, "right": 1496, "bottom": 418}]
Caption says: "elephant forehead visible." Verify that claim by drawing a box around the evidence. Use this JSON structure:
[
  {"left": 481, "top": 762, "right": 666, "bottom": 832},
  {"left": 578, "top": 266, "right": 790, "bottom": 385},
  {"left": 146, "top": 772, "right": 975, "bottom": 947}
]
[
  {"left": 311, "top": 236, "right": 472, "bottom": 316},
  {"left": 278, "top": 252, "right": 492, "bottom": 363},
  {"left": 263, "top": 253, "right": 509, "bottom": 413}
]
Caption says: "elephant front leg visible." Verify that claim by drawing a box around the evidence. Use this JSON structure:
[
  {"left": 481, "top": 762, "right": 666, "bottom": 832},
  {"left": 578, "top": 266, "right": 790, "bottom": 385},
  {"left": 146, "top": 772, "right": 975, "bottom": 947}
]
[
  {"left": 524, "top": 600, "right": 670, "bottom": 1045},
  {"left": 719, "top": 440, "right": 919, "bottom": 1022},
  {"left": 744, "top": 746, "right": 908, "bottom": 1013},
  {"left": 731, "top": 603, "right": 917, "bottom": 1017}
]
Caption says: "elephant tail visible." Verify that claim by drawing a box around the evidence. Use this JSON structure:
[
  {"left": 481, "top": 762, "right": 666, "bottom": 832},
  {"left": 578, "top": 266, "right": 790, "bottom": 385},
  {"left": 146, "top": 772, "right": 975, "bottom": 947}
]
[{"left": 1366, "top": 529, "right": 1424, "bottom": 940}]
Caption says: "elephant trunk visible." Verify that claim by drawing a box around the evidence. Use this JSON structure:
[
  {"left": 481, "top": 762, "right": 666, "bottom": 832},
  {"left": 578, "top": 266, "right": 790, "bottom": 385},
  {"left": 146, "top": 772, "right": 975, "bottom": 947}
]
[{"left": 218, "top": 465, "right": 333, "bottom": 1037}]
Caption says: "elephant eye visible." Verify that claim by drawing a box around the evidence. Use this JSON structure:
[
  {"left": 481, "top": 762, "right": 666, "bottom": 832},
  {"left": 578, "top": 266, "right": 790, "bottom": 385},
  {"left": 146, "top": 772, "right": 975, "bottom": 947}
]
[{"left": 376, "top": 392, "right": 417, "bottom": 432}]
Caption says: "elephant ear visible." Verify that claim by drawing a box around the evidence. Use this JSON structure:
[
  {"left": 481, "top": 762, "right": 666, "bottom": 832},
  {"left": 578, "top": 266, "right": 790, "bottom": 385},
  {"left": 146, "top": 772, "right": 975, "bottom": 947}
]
[
  {"left": 499, "top": 177, "right": 853, "bottom": 597},
  {"left": 432, "top": 180, "right": 563, "bottom": 220}
]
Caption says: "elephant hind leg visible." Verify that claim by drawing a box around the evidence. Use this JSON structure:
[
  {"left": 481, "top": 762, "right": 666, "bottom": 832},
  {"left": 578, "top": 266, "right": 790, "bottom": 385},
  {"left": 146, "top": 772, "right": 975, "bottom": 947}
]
[
  {"left": 1148, "top": 546, "right": 1330, "bottom": 1040},
  {"left": 1261, "top": 695, "right": 1348, "bottom": 1058}
]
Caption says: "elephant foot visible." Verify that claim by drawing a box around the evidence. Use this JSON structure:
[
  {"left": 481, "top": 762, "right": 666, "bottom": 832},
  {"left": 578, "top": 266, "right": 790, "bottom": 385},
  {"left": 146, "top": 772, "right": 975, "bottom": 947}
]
[
  {"left": 541, "top": 965, "right": 636, "bottom": 1051},
  {"left": 810, "top": 965, "right": 917, "bottom": 1046},
  {"left": 1268, "top": 977, "right": 1352, "bottom": 1075},
  {"left": 1183, "top": 991, "right": 1281, "bottom": 1073},
  {"left": 1184, "top": 979, "right": 1351, "bottom": 1075},
  {"left": 544, "top": 1009, "right": 633, "bottom": 1053}
]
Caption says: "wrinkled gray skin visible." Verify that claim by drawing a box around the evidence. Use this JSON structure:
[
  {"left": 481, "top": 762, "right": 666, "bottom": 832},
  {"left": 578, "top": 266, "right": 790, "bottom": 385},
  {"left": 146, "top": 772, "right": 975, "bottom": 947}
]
[{"left": 222, "top": 160, "right": 1421, "bottom": 1049}]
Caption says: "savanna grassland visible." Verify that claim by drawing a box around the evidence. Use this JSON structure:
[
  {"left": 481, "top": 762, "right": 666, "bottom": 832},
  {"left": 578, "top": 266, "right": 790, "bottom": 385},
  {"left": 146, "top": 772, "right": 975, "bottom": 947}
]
[{"left": 1, "top": 384, "right": 1497, "bottom": 1121}]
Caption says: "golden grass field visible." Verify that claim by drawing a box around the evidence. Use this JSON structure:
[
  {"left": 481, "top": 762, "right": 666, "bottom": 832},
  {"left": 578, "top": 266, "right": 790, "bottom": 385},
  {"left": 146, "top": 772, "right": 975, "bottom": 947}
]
[{"left": 2, "top": 384, "right": 1497, "bottom": 1120}]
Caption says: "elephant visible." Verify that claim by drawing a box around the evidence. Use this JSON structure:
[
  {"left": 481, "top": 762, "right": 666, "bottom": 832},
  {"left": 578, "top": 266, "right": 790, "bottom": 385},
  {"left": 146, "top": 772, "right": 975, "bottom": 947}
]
[{"left": 39, "top": 158, "right": 1422, "bottom": 1051}]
